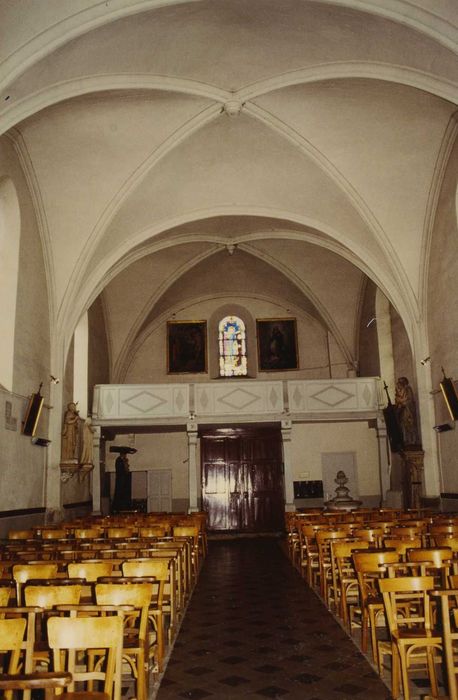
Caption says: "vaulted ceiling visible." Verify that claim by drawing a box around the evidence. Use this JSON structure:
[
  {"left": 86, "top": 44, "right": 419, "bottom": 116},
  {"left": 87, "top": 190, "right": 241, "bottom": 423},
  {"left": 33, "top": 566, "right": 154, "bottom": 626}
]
[{"left": 1, "top": 0, "right": 457, "bottom": 373}]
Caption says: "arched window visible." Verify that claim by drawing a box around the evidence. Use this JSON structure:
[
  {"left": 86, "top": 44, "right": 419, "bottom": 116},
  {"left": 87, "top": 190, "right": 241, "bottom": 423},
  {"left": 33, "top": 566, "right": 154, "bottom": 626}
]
[{"left": 218, "top": 316, "right": 247, "bottom": 377}]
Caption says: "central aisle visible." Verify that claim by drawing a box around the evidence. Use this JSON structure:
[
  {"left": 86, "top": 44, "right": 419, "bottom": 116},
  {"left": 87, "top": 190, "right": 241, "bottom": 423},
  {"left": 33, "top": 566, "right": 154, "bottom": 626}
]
[{"left": 155, "top": 538, "right": 390, "bottom": 699}]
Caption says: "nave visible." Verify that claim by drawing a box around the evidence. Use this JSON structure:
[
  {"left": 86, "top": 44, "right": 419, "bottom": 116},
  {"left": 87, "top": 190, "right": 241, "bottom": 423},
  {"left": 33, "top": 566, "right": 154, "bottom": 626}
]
[{"left": 155, "top": 538, "right": 390, "bottom": 700}]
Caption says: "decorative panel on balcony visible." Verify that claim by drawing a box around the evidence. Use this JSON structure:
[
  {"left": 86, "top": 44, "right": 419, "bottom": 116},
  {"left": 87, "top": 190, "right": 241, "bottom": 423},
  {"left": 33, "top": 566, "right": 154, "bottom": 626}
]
[
  {"left": 195, "top": 381, "right": 284, "bottom": 416},
  {"left": 93, "top": 384, "right": 189, "bottom": 420},
  {"left": 288, "top": 378, "right": 378, "bottom": 413}
]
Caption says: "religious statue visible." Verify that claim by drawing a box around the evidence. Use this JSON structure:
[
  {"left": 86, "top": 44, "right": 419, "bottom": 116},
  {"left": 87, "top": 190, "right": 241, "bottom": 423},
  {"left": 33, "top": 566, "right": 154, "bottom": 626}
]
[
  {"left": 80, "top": 417, "right": 95, "bottom": 469},
  {"left": 112, "top": 450, "right": 132, "bottom": 512},
  {"left": 395, "top": 377, "right": 420, "bottom": 447},
  {"left": 61, "top": 401, "right": 80, "bottom": 462}
]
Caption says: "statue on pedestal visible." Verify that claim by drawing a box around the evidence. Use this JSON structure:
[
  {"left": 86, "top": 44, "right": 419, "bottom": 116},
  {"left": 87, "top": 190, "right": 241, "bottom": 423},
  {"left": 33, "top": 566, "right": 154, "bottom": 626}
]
[
  {"left": 395, "top": 377, "right": 420, "bottom": 447},
  {"left": 61, "top": 402, "right": 80, "bottom": 464}
]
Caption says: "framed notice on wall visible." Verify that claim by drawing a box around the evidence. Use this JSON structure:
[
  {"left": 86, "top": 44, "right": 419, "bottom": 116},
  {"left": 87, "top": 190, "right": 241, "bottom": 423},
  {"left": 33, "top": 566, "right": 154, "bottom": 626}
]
[{"left": 167, "top": 321, "right": 207, "bottom": 374}]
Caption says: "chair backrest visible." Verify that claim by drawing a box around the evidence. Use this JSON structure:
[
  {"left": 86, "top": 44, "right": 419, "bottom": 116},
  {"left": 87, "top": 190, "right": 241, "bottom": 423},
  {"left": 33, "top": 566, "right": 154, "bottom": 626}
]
[
  {"left": 407, "top": 546, "right": 453, "bottom": 566},
  {"left": 74, "top": 528, "right": 102, "bottom": 540},
  {"left": 352, "top": 527, "right": 384, "bottom": 545},
  {"left": 0, "top": 617, "right": 27, "bottom": 673},
  {"left": 353, "top": 550, "right": 400, "bottom": 603},
  {"left": 47, "top": 615, "right": 123, "bottom": 699},
  {"left": 378, "top": 575, "right": 435, "bottom": 635},
  {"left": 24, "top": 583, "right": 82, "bottom": 609},
  {"left": 172, "top": 526, "right": 199, "bottom": 545},
  {"left": 107, "top": 527, "right": 134, "bottom": 539},
  {"left": 383, "top": 537, "right": 422, "bottom": 558},
  {"left": 67, "top": 561, "right": 114, "bottom": 582},
  {"left": 434, "top": 535, "right": 458, "bottom": 552},
  {"left": 8, "top": 530, "right": 34, "bottom": 540},
  {"left": 390, "top": 525, "right": 424, "bottom": 539},
  {"left": 0, "top": 585, "right": 14, "bottom": 606},
  {"left": 122, "top": 559, "right": 170, "bottom": 607},
  {"left": 40, "top": 529, "right": 67, "bottom": 540},
  {"left": 95, "top": 581, "right": 153, "bottom": 642},
  {"left": 138, "top": 526, "right": 168, "bottom": 538},
  {"left": 12, "top": 564, "right": 59, "bottom": 605},
  {"left": 122, "top": 558, "right": 169, "bottom": 580}
]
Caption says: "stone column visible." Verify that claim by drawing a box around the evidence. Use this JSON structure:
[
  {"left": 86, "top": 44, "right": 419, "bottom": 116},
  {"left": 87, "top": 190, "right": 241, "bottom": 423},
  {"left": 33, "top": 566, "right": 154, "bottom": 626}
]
[
  {"left": 187, "top": 421, "right": 199, "bottom": 513},
  {"left": 281, "top": 419, "right": 295, "bottom": 511},
  {"left": 400, "top": 449, "right": 425, "bottom": 510},
  {"left": 375, "top": 414, "right": 391, "bottom": 506},
  {"left": 91, "top": 425, "right": 102, "bottom": 515}
]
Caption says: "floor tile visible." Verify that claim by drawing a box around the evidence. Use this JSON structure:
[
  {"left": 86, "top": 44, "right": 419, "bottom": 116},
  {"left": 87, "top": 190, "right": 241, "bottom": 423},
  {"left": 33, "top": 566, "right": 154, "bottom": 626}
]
[{"left": 154, "top": 538, "right": 392, "bottom": 699}]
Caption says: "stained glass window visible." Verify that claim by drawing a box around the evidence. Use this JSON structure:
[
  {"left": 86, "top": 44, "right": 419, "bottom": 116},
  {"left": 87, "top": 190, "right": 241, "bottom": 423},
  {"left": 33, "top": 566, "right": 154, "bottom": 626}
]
[{"left": 218, "top": 316, "right": 247, "bottom": 377}]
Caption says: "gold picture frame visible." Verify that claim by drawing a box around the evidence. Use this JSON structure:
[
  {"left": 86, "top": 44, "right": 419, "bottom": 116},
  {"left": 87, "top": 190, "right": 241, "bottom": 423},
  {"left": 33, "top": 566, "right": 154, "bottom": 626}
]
[
  {"left": 256, "top": 318, "right": 299, "bottom": 371},
  {"left": 167, "top": 320, "right": 207, "bottom": 374}
]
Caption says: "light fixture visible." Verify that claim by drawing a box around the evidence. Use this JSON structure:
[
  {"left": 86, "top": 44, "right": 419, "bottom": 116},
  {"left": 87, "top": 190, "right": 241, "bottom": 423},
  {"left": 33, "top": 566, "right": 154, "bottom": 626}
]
[
  {"left": 49, "top": 375, "right": 60, "bottom": 384},
  {"left": 31, "top": 436, "right": 51, "bottom": 446},
  {"left": 420, "top": 357, "right": 431, "bottom": 366},
  {"left": 433, "top": 423, "right": 455, "bottom": 433}
]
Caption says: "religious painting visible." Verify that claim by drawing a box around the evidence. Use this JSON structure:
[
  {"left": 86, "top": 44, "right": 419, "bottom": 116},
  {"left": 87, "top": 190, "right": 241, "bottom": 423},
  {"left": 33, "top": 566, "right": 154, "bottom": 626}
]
[
  {"left": 256, "top": 318, "right": 299, "bottom": 371},
  {"left": 167, "top": 321, "right": 207, "bottom": 374}
]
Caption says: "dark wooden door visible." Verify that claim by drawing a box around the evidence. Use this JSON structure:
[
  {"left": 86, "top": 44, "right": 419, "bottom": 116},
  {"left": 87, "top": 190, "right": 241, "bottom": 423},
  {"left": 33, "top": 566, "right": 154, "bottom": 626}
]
[{"left": 201, "top": 428, "right": 284, "bottom": 532}]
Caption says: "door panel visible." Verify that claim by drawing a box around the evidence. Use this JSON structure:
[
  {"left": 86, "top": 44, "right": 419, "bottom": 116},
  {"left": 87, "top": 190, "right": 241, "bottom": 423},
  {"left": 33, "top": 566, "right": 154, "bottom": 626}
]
[
  {"left": 201, "top": 428, "right": 284, "bottom": 532},
  {"left": 147, "top": 470, "right": 172, "bottom": 512}
]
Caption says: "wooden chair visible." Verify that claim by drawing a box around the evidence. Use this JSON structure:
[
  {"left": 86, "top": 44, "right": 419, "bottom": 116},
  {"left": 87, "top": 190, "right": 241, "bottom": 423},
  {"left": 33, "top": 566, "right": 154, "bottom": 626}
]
[
  {"left": 0, "top": 617, "right": 28, "bottom": 700},
  {"left": 106, "top": 527, "right": 135, "bottom": 540},
  {"left": 331, "top": 539, "right": 369, "bottom": 627},
  {"left": 353, "top": 527, "right": 384, "bottom": 547},
  {"left": 379, "top": 576, "right": 442, "bottom": 700},
  {"left": 0, "top": 671, "right": 72, "bottom": 699},
  {"left": 432, "top": 588, "right": 458, "bottom": 700},
  {"left": 8, "top": 529, "right": 34, "bottom": 540},
  {"left": 352, "top": 549, "right": 400, "bottom": 666},
  {"left": 121, "top": 559, "right": 170, "bottom": 671},
  {"left": 391, "top": 525, "right": 427, "bottom": 544},
  {"left": 47, "top": 613, "right": 124, "bottom": 699},
  {"left": 67, "top": 561, "right": 114, "bottom": 582},
  {"left": 407, "top": 546, "right": 453, "bottom": 588},
  {"left": 172, "top": 526, "right": 200, "bottom": 579},
  {"left": 315, "top": 529, "right": 349, "bottom": 604},
  {"left": 24, "top": 581, "right": 84, "bottom": 667},
  {"left": 74, "top": 528, "right": 103, "bottom": 540},
  {"left": 383, "top": 536, "right": 422, "bottom": 560},
  {"left": 41, "top": 529, "right": 67, "bottom": 541},
  {"left": 298, "top": 523, "right": 322, "bottom": 586},
  {"left": 12, "top": 563, "right": 59, "bottom": 605},
  {"left": 95, "top": 580, "right": 154, "bottom": 700},
  {"left": 0, "top": 583, "right": 14, "bottom": 606}
]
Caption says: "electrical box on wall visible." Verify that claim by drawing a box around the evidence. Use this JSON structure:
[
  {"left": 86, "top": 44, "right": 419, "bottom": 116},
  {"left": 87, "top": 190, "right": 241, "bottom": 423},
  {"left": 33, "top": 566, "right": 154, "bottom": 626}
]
[{"left": 293, "top": 480, "right": 324, "bottom": 499}]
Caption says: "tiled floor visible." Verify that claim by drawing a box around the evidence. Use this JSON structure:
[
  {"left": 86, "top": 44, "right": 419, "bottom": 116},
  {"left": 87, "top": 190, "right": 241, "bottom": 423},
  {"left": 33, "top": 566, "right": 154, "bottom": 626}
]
[{"left": 154, "top": 538, "right": 392, "bottom": 700}]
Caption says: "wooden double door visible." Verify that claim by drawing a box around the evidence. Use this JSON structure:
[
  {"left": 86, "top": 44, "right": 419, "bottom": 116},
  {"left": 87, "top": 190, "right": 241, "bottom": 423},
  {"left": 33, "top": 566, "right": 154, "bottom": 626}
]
[{"left": 201, "top": 427, "right": 285, "bottom": 532}]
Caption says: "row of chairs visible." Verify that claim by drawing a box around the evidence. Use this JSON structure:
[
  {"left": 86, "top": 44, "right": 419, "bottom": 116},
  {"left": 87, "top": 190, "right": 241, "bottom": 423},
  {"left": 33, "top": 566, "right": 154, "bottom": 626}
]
[
  {"left": 286, "top": 508, "right": 458, "bottom": 700},
  {"left": 0, "top": 512, "right": 208, "bottom": 698}
]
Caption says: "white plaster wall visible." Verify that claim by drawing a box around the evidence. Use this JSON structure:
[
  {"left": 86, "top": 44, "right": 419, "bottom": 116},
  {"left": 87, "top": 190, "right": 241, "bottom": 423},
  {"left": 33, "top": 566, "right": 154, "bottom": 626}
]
[
  {"left": 124, "top": 296, "right": 344, "bottom": 383},
  {"left": 290, "top": 421, "right": 380, "bottom": 497},
  {"left": 427, "top": 140, "right": 458, "bottom": 494},
  {"left": 0, "top": 137, "right": 50, "bottom": 513},
  {"left": 105, "top": 432, "right": 189, "bottom": 503}
]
